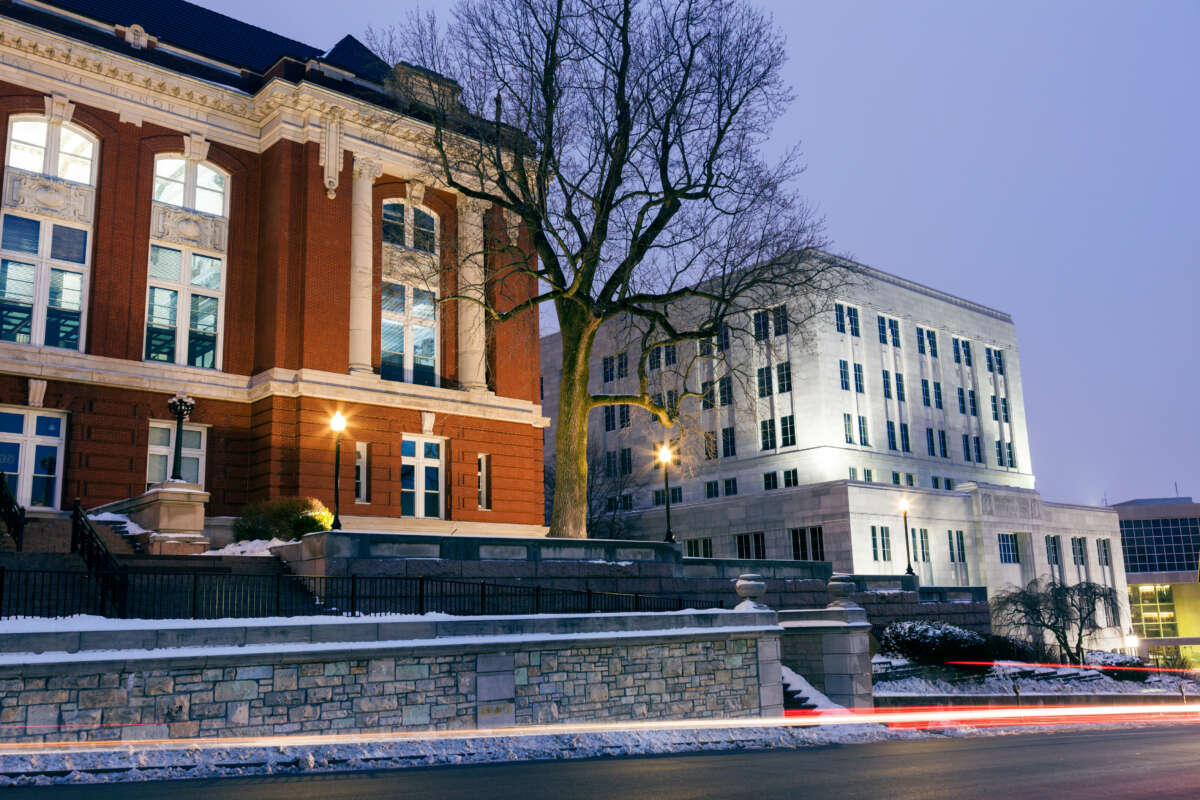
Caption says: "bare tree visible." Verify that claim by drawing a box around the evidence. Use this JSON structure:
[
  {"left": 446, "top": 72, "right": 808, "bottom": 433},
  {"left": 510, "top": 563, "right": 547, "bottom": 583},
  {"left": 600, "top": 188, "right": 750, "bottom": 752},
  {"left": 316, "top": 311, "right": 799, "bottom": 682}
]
[
  {"left": 991, "top": 580, "right": 1119, "bottom": 665},
  {"left": 368, "top": 0, "right": 836, "bottom": 537}
]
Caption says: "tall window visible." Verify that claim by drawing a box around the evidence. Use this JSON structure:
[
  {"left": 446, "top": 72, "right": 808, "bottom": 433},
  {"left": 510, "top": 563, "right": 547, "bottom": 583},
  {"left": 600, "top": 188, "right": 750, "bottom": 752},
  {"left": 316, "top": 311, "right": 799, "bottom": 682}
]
[
  {"left": 887, "top": 420, "right": 897, "bottom": 450},
  {"left": 843, "top": 413, "right": 854, "bottom": 444},
  {"left": 776, "top": 362, "right": 792, "bottom": 393},
  {"left": 722, "top": 426, "right": 737, "bottom": 457},
  {"left": 760, "top": 419, "right": 777, "bottom": 451},
  {"left": 772, "top": 305, "right": 788, "bottom": 336},
  {"left": 882, "top": 369, "right": 892, "bottom": 399},
  {"left": 1097, "top": 538, "right": 1112, "bottom": 567},
  {"left": 834, "top": 303, "right": 845, "bottom": 333},
  {"left": 780, "top": 415, "right": 796, "bottom": 447},
  {"left": 380, "top": 281, "right": 438, "bottom": 385},
  {"left": 757, "top": 366, "right": 773, "bottom": 397},
  {"left": 1045, "top": 534, "right": 1061, "bottom": 566},
  {"left": 146, "top": 420, "right": 205, "bottom": 488},
  {"left": 792, "top": 526, "right": 825, "bottom": 560},
  {"left": 0, "top": 406, "right": 66, "bottom": 509},
  {"left": 998, "top": 533, "right": 1020, "bottom": 564},
  {"left": 846, "top": 307, "right": 860, "bottom": 337},
  {"left": 735, "top": 531, "right": 766, "bottom": 560},
  {"left": 933, "top": 382, "right": 943, "bottom": 409},
  {"left": 871, "top": 525, "right": 891, "bottom": 561},
  {"left": 703, "top": 431, "right": 718, "bottom": 460},
  {"left": 401, "top": 436, "right": 442, "bottom": 518},
  {"left": 1071, "top": 536, "right": 1087, "bottom": 566},
  {"left": 921, "top": 379, "right": 931, "bottom": 407},
  {"left": 3, "top": 116, "right": 98, "bottom": 352},
  {"left": 958, "top": 387, "right": 966, "bottom": 414},
  {"left": 753, "top": 309, "right": 769, "bottom": 341},
  {"left": 718, "top": 376, "right": 733, "bottom": 406},
  {"left": 895, "top": 373, "right": 906, "bottom": 402},
  {"left": 948, "top": 530, "right": 966, "bottom": 563},
  {"left": 900, "top": 422, "right": 911, "bottom": 452},
  {"left": 858, "top": 416, "right": 870, "bottom": 447},
  {"left": 724, "top": 477, "right": 739, "bottom": 496},
  {"left": 853, "top": 363, "right": 865, "bottom": 393},
  {"left": 839, "top": 360, "right": 850, "bottom": 391},
  {"left": 145, "top": 154, "right": 229, "bottom": 369}
]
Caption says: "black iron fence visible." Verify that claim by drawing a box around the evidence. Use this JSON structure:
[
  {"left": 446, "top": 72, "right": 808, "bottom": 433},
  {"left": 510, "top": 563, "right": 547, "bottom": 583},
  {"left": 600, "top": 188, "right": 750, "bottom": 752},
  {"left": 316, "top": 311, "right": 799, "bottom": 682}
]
[{"left": 0, "top": 568, "right": 685, "bottom": 621}]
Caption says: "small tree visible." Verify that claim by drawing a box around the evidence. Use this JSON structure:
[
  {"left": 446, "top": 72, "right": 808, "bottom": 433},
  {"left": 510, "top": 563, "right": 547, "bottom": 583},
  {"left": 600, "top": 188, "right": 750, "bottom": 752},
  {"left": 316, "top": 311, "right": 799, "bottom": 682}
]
[{"left": 990, "top": 579, "right": 1119, "bottom": 665}]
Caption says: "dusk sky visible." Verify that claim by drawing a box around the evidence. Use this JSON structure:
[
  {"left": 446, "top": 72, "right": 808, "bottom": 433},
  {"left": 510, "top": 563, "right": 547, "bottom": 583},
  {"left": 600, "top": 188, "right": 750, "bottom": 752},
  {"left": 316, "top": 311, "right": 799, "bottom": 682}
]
[{"left": 195, "top": 0, "right": 1198, "bottom": 507}]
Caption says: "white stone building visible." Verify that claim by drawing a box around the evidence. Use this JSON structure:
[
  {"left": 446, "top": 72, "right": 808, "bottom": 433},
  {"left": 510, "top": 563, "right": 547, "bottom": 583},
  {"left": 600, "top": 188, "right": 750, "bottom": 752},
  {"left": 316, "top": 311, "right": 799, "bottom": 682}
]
[{"left": 541, "top": 252, "right": 1130, "bottom": 649}]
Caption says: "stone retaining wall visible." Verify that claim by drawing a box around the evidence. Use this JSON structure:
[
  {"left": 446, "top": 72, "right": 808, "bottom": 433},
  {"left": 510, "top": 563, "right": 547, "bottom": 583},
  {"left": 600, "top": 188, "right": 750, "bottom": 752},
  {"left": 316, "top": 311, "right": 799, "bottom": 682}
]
[
  {"left": 0, "top": 612, "right": 781, "bottom": 743},
  {"left": 855, "top": 591, "right": 992, "bottom": 636}
]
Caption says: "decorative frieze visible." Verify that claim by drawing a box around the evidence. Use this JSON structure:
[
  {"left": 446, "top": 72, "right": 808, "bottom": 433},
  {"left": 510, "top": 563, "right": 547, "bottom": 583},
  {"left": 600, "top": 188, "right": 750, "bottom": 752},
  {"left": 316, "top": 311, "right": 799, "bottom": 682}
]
[
  {"left": 149, "top": 201, "right": 228, "bottom": 253},
  {"left": 2, "top": 168, "right": 94, "bottom": 224}
]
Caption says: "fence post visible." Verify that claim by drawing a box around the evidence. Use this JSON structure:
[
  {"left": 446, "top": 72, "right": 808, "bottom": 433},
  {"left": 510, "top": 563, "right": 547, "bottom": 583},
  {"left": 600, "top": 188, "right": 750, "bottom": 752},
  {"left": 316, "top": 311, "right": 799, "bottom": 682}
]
[
  {"left": 586, "top": 588, "right": 593, "bottom": 613},
  {"left": 349, "top": 574, "right": 358, "bottom": 617},
  {"left": 418, "top": 577, "right": 425, "bottom": 615},
  {"left": 534, "top": 585, "right": 541, "bottom": 615},
  {"left": 634, "top": 592, "right": 641, "bottom": 612},
  {"left": 479, "top": 581, "right": 486, "bottom": 615},
  {"left": 275, "top": 573, "right": 282, "bottom": 617},
  {"left": 191, "top": 573, "right": 199, "bottom": 619}
]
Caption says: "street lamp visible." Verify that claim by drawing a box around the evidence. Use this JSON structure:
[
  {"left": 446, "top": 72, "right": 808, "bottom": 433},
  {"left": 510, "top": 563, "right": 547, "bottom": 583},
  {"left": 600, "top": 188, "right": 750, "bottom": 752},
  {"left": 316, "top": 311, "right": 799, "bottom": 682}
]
[
  {"left": 899, "top": 498, "right": 915, "bottom": 576},
  {"left": 330, "top": 411, "right": 346, "bottom": 530},
  {"left": 657, "top": 444, "right": 675, "bottom": 543},
  {"left": 166, "top": 393, "right": 195, "bottom": 482}
]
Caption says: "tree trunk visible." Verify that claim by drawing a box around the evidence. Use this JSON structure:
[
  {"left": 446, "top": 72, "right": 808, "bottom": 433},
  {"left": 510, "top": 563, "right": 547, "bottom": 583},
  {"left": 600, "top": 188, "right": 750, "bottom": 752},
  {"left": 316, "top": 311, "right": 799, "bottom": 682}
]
[{"left": 548, "top": 311, "right": 599, "bottom": 538}]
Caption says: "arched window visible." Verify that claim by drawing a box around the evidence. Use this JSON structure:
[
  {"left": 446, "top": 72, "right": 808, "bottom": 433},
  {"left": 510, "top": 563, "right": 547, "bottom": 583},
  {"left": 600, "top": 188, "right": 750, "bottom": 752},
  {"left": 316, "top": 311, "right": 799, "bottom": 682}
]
[
  {"left": 153, "top": 155, "right": 227, "bottom": 217},
  {"left": 144, "top": 153, "right": 229, "bottom": 368},
  {"left": 5, "top": 115, "right": 96, "bottom": 185},
  {"left": 0, "top": 115, "right": 96, "bottom": 352},
  {"left": 380, "top": 197, "right": 440, "bottom": 386}
]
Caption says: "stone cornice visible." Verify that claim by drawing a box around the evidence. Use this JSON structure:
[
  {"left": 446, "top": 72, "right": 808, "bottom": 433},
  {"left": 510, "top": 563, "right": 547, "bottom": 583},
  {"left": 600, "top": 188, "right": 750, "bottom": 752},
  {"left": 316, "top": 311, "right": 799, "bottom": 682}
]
[{"left": 0, "top": 343, "right": 548, "bottom": 428}]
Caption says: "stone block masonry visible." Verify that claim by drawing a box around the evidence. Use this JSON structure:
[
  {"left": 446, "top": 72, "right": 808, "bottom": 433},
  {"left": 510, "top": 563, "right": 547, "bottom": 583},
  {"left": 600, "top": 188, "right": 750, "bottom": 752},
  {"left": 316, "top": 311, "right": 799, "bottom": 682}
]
[{"left": 0, "top": 611, "right": 780, "bottom": 743}]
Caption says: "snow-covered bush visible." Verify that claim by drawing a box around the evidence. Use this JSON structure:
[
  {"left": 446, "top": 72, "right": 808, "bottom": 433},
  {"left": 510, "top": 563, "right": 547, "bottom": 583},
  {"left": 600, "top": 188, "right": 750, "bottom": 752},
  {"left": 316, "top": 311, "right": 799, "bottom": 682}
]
[
  {"left": 1085, "top": 651, "right": 1149, "bottom": 682},
  {"left": 233, "top": 497, "right": 333, "bottom": 542},
  {"left": 877, "top": 620, "right": 988, "bottom": 668}
]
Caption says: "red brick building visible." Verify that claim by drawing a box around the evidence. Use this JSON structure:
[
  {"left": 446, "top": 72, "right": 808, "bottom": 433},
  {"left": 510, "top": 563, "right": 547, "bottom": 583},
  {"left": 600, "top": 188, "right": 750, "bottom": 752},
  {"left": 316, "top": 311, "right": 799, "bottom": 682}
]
[{"left": 0, "top": 0, "right": 547, "bottom": 536}]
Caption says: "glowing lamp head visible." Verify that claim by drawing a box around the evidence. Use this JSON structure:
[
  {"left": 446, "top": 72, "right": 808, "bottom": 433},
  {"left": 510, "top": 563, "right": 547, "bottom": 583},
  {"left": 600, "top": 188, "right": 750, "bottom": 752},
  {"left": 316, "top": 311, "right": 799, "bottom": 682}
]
[
  {"left": 330, "top": 411, "right": 346, "bottom": 433},
  {"left": 899, "top": 499, "right": 910, "bottom": 514},
  {"left": 1125, "top": 634, "right": 1139, "bottom": 649},
  {"left": 657, "top": 445, "right": 673, "bottom": 465}
]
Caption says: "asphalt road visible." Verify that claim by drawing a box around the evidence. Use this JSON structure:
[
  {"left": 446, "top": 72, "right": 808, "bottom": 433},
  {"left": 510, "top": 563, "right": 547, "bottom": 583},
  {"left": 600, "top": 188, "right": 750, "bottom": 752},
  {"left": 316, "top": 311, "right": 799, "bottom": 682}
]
[{"left": 10, "top": 725, "right": 1200, "bottom": 799}]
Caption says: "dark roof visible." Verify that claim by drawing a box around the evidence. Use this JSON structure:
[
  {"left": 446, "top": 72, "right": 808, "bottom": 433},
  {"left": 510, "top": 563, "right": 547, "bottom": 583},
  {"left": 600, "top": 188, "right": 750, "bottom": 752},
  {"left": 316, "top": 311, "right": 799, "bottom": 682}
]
[
  {"left": 44, "top": 0, "right": 323, "bottom": 73},
  {"left": 323, "top": 35, "right": 391, "bottom": 83},
  {"left": 1113, "top": 497, "right": 1195, "bottom": 507}
]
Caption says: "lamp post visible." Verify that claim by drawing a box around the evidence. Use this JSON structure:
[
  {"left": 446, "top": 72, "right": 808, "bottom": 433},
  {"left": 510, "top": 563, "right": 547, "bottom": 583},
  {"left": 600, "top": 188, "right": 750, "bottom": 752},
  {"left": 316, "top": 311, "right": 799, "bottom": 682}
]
[
  {"left": 330, "top": 411, "right": 345, "bottom": 530},
  {"left": 166, "top": 393, "right": 195, "bottom": 482},
  {"left": 657, "top": 444, "right": 675, "bottom": 543},
  {"left": 899, "top": 498, "right": 915, "bottom": 576}
]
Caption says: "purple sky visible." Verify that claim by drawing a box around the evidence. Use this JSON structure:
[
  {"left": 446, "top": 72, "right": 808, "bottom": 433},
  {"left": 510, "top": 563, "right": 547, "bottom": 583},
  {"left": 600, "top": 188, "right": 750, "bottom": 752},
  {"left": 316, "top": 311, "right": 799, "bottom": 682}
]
[{"left": 194, "top": 0, "right": 1198, "bottom": 507}]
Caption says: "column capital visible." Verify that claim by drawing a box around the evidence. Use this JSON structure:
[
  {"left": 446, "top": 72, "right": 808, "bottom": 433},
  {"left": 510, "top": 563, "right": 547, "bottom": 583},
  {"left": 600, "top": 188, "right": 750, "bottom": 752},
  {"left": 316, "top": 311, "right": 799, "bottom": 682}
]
[{"left": 352, "top": 154, "right": 383, "bottom": 180}]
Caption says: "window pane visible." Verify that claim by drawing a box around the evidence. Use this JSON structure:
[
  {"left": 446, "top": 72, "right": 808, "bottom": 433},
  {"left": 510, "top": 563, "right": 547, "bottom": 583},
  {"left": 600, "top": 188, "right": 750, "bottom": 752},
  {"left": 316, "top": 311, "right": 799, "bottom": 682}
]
[
  {"left": 58, "top": 126, "right": 93, "bottom": 160},
  {"left": 149, "top": 245, "right": 183, "bottom": 282},
  {"left": 2, "top": 215, "right": 40, "bottom": 254},
  {"left": 147, "top": 286, "right": 178, "bottom": 326},
  {"left": 147, "top": 453, "right": 168, "bottom": 485},
  {"left": 412, "top": 323, "right": 436, "bottom": 386},
  {"left": 11, "top": 119, "right": 47, "bottom": 148},
  {"left": 187, "top": 294, "right": 219, "bottom": 368},
  {"left": 381, "top": 282, "right": 405, "bottom": 314},
  {"left": 424, "top": 441, "right": 440, "bottom": 459},
  {"left": 45, "top": 269, "right": 82, "bottom": 349},
  {"left": 412, "top": 289, "right": 436, "bottom": 319},
  {"left": 0, "top": 412, "right": 23, "bottom": 434},
  {"left": 382, "top": 202, "right": 405, "bottom": 246},
  {"left": 57, "top": 154, "right": 92, "bottom": 185},
  {"left": 0, "top": 260, "right": 35, "bottom": 343},
  {"left": 181, "top": 455, "right": 200, "bottom": 484},
  {"left": 190, "top": 254, "right": 222, "bottom": 288},
  {"left": 34, "top": 416, "right": 61, "bottom": 438},
  {"left": 0, "top": 441, "right": 18, "bottom": 485},
  {"left": 148, "top": 425, "right": 171, "bottom": 447},
  {"left": 30, "top": 444, "right": 57, "bottom": 507},
  {"left": 8, "top": 120, "right": 46, "bottom": 172},
  {"left": 413, "top": 208, "right": 436, "bottom": 252},
  {"left": 401, "top": 439, "right": 416, "bottom": 458},
  {"left": 153, "top": 158, "right": 186, "bottom": 206},
  {"left": 380, "top": 319, "right": 405, "bottom": 381},
  {"left": 50, "top": 225, "right": 87, "bottom": 263},
  {"left": 195, "top": 187, "right": 224, "bottom": 216},
  {"left": 181, "top": 429, "right": 202, "bottom": 449},
  {"left": 145, "top": 287, "right": 177, "bottom": 361}
]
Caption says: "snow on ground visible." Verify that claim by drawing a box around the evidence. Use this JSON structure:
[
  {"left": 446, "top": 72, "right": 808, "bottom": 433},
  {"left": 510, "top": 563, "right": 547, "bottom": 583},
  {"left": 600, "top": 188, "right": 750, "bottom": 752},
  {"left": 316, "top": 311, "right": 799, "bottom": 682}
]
[
  {"left": 874, "top": 665, "right": 1200, "bottom": 696},
  {"left": 201, "top": 538, "right": 291, "bottom": 556},
  {"left": 88, "top": 512, "right": 149, "bottom": 536}
]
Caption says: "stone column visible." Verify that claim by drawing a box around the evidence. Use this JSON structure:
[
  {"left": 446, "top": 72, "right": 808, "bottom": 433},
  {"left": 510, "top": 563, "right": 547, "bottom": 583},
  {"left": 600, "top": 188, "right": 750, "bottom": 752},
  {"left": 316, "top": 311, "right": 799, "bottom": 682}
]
[
  {"left": 457, "top": 196, "right": 488, "bottom": 391},
  {"left": 349, "top": 156, "right": 382, "bottom": 375}
]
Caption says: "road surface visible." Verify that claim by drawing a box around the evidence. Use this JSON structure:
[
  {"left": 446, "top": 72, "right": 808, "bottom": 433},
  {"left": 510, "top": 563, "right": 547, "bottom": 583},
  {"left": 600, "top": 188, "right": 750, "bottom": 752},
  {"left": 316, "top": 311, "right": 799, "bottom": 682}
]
[{"left": 9, "top": 724, "right": 1199, "bottom": 799}]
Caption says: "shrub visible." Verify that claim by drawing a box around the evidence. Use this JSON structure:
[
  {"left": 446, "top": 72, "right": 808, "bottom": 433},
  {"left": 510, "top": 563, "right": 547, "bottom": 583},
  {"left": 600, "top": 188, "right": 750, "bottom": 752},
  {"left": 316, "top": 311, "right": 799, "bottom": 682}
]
[
  {"left": 984, "top": 634, "right": 1038, "bottom": 663},
  {"left": 1159, "top": 649, "right": 1193, "bottom": 671},
  {"left": 877, "top": 620, "right": 988, "bottom": 669},
  {"left": 1085, "top": 651, "right": 1149, "bottom": 682},
  {"left": 233, "top": 497, "right": 333, "bottom": 542}
]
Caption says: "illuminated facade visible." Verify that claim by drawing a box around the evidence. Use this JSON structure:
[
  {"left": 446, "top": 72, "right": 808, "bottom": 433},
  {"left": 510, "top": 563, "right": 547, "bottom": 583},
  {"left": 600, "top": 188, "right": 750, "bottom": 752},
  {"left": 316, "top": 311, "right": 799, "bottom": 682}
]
[
  {"left": 1115, "top": 497, "right": 1200, "bottom": 663},
  {"left": 0, "top": 0, "right": 547, "bottom": 537}
]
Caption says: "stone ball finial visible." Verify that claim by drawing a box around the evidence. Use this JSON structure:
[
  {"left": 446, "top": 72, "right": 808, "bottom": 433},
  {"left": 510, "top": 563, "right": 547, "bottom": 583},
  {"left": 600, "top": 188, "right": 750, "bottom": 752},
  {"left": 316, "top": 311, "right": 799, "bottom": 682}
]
[
  {"left": 734, "top": 573, "right": 769, "bottom": 611},
  {"left": 826, "top": 573, "right": 861, "bottom": 610}
]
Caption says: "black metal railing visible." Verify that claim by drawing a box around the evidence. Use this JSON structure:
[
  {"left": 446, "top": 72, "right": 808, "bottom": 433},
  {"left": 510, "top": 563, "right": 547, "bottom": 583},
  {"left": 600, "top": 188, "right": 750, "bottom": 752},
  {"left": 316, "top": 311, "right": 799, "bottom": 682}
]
[
  {"left": 69, "top": 501, "right": 128, "bottom": 616},
  {"left": 0, "top": 473, "right": 24, "bottom": 552},
  {"left": 0, "top": 569, "right": 686, "bottom": 621}
]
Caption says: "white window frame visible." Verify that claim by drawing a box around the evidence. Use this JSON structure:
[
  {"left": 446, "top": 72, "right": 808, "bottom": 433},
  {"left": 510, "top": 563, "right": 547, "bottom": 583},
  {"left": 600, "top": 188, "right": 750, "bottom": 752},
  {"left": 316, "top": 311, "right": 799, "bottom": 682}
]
[
  {"left": 143, "top": 241, "right": 226, "bottom": 369},
  {"left": 5, "top": 115, "right": 98, "bottom": 186},
  {"left": 401, "top": 434, "right": 444, "bottom": 519},
  {"left": 380, "top": 198, "right": 440, "bottom": 256},
  {"left": 146, "top": 420, "right": 207, "bottom": 489},
  {"left": 3, "top": 116, "right": 97, "bottom": 354},
  {"left": 152, "top": 154, "right": 229, "bottom": 218},
  {"left": 380, "top": 279, "right": 441, "bottom": 387},
  {"left": 355, "top": 441, "right": 370, "bottom": 503},
  {"left": 0, "top": 404, "right": 67, "bottom": 510},
  {"left": 477, "top": 453, "right": 492, "bottom": 510}
]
